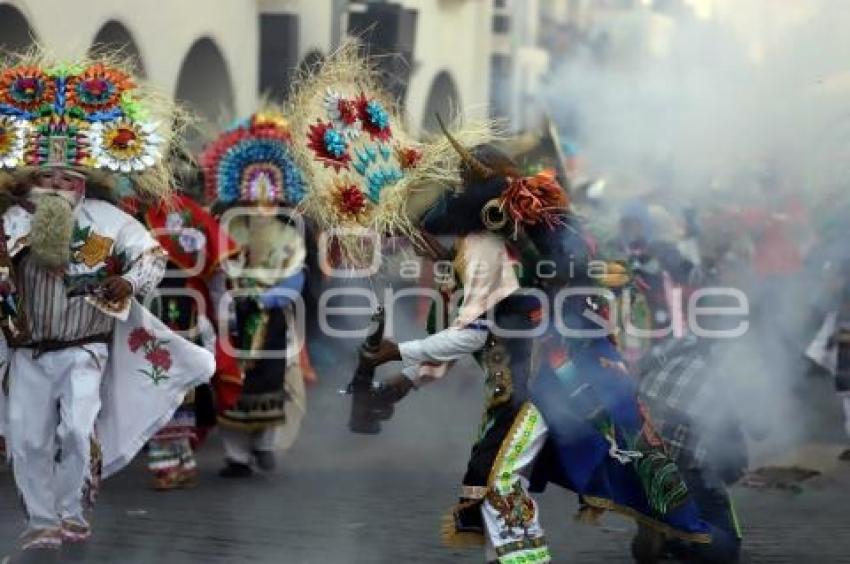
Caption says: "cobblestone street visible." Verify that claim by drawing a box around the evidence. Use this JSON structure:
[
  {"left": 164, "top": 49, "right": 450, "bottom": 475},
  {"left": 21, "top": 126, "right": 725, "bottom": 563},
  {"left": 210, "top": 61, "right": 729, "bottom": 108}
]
[{"left": 1, "top": 352, "right": 850, "bottom": 563}]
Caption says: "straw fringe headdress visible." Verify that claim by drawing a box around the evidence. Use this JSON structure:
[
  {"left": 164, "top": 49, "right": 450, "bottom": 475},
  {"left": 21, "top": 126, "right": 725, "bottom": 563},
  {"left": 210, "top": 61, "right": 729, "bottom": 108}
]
[{"left": 287, "top": 43, "right": 495, "bottom": 264}]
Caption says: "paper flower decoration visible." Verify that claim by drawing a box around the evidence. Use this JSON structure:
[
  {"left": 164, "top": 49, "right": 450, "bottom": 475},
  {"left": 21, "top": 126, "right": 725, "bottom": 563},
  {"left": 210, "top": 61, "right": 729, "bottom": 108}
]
[
  {"left": 307, "top": 120, "right": 351, "bottom": 171},
  {"left": 88, "top": 118, "right": 162, "bottom": 172},
  {"left": 396, "top": 146, "right": 422, "bottom": 170},
  {"left": 0, "top": 53, "right": 172, "bottom": 198},
  {"left": 65, "top": 63, "right": 133, "bottom": 118},
  {"left": 0, "top": 115, "right": 28, "bottom": 168},
  {"left": 356, "top": 94, "right": 392, "bottom": 141},
  {"left": 501, "top": 170, "right": 569, "bottom": 230},
  {"left": 0, "top": 66, "right": 54, "bottom": 113},
  {"left": 323, "top": 127, "right": 347, "bottom": 158},
  {"left": 323, "top": 89, "right": 362, "bottom": 139},
  {"left": 242, "top": 162, "right": 284, "bottom": 203},
  {"left": 333, "top": 182, "right": 369, "bottom": 219}
]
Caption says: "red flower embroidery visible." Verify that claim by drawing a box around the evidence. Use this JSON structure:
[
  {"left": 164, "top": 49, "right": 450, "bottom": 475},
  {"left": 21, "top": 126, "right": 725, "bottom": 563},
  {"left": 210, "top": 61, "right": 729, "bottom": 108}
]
[
  {"left": 145, "top": 348, "right": 172, "bottom": 371},
  {"left": 128, "top": 327, "right": 154, "bottom": 352},
  {"left": 129, "top": 326, "right": 172, "bottom": 385}
]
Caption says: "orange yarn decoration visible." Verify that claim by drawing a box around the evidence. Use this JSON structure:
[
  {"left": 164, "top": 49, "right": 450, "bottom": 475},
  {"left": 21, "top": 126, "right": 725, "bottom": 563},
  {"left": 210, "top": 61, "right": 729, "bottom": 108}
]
[{"left": 501, "top": 169, "right": 569, "bottom": 229}]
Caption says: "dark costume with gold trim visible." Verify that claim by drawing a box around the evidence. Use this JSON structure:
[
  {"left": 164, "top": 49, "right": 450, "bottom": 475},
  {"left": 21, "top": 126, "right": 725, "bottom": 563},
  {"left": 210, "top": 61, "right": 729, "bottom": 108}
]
[
  {"left": 282, "top": 46, "right": 710, "bottom": 563},
  {"left": 403, "top": 144, "right": 711, "bottom": 563}
]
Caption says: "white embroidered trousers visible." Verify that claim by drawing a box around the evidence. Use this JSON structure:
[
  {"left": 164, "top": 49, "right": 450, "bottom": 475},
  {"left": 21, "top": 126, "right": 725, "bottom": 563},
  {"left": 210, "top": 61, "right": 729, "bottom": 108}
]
[{"left": 8, "top": 345, "right": 107, "bottom": 532}]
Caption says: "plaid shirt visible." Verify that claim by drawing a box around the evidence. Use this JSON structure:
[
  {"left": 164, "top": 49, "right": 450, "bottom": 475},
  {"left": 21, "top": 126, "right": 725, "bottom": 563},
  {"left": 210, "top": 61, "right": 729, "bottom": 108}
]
[{"left": 637, "top": 336, "right": 715, "bottom": 468}]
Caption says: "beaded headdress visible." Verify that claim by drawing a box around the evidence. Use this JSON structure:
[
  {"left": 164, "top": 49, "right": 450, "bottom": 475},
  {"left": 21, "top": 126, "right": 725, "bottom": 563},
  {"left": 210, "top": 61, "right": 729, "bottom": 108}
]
[
  {"left": 199, "top": 111, "right": 306, "bottom": 206},
  {"left": 0, "top": 49, "right": 179, "bottom": 200}
]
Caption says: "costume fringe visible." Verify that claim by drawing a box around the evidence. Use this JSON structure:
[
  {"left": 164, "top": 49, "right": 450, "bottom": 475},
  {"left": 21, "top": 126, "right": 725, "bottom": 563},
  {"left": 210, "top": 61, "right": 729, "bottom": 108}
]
[
  {"left": 582, "top": 495, "right": 712, "bottom": 544},
  {"left": 575, "top": 505, "right": 607, "bottom": 526}
]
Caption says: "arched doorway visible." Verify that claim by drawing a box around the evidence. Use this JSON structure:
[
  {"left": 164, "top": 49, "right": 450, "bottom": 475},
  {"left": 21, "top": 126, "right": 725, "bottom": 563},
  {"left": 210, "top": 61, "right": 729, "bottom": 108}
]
[
  {"left": 420, "top": 71, "right": 461, "bottom": 135},
  {"left": 0, "top": 3, "right": 37, "bottom": 52},
  {"left": 89, "top": 20, "right": 146, "bottom": 77},
  {"left": 174, "top": 37, "right": 236, "bottom": 148}
]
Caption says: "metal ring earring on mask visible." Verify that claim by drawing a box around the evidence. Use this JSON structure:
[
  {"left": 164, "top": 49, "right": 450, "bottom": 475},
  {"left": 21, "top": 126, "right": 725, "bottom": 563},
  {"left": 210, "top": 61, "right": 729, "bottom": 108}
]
[{"left": 481, "top": 198, "right": 508, "bottom": 231}]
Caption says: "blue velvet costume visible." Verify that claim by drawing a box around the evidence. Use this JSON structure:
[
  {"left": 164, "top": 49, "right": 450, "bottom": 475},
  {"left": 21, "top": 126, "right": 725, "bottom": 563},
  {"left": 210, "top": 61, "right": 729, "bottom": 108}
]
[{"left": 419, "top": 145, "right": 710, "bottom": 559}]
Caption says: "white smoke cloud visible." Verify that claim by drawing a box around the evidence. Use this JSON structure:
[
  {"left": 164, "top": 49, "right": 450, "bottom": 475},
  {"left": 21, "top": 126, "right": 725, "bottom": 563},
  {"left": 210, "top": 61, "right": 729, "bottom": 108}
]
[
  {"left": 541, "top": 0, "right": 850, "bottom": 466},
  {"left": 544, "top": 0, "right": 850, "bottom": 203}
]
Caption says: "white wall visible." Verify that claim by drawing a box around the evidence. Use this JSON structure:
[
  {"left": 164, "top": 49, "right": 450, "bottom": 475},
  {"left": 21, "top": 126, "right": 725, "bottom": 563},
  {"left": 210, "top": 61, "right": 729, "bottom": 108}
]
[
  {"left": 395, "top": 0, "right": 493, "bottom": 134},
  {"left": 6, "top": 0, "right": 492, "bottom": 137},
  {"left": 5, "top": 0, "right": 258, "bottom": 118}
]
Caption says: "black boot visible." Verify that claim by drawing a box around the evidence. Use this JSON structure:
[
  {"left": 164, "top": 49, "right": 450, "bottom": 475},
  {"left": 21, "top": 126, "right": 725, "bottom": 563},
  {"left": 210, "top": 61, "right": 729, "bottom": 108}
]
[
  {"left": 631, "top": 523, "right": 664, "bottom": 564},
  {"left": 454, "top": 498, "right": 485, "bottom": 534},
  {"left": 219, "top": 460, "right": 252, "bottom": 478},
  {"left": 253, "top": 450, "right": 277, "bottom": 471}
]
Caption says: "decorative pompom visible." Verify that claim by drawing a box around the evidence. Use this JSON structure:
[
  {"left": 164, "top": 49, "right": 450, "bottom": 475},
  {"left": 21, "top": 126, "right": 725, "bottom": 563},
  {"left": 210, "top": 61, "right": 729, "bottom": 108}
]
[{"left": 501, "top": 169, "right": 569, "bottom": 230}]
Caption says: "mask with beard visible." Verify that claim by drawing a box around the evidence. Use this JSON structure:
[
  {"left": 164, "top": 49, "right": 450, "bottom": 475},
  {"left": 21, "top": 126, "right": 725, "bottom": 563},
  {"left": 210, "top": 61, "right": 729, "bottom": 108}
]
[{"left": 28, "top": 190, "right": 76, "bottom": 270}]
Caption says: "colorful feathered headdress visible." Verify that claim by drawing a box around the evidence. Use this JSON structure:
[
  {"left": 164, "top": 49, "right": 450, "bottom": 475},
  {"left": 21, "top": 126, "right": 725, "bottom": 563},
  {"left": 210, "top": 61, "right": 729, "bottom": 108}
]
[
  {"left": 0, "top": 48, "right": 180, "bottom": 200},
  {"left": 199, "top": 111, "right": 306, "bottom": 206}
]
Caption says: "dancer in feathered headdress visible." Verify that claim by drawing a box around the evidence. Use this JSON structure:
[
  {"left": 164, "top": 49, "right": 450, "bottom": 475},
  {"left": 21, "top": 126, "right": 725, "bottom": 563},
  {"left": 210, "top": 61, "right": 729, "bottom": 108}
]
[
  {"left": 0, "top": 48, "right": 214, "bottom": 553},
  {"left": 199, "top": 109, "right": 312, "bottom": 478},
  {"left": 291, "top": 46, "right": 712, "bottom": 563}
]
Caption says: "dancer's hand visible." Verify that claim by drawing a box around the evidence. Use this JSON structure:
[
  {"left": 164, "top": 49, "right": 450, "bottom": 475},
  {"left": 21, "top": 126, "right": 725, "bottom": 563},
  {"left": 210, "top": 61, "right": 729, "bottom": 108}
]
[
  {"left": 100, "top": 276, "right": 133, "bottom": 302},
  {"left": 374, "top": 374, "right": 415, "bottom": 404},
  {"left": 361, "top": 338, "right": 401, "bottom": 368}
]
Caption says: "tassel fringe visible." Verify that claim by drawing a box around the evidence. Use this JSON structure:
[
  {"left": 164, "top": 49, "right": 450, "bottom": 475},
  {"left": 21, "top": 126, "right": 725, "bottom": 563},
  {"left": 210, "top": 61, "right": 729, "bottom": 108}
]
[
  {"left": 440, "top": 510, "right": 485, "bottom": 548},
  {"left": 575, "top": 505, "right": 607, "bottom": 526}
]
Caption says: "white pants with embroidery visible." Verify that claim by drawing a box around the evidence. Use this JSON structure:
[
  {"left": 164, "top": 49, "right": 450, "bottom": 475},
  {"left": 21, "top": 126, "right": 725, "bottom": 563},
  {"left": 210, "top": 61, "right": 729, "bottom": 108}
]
[
  {"left": 482, "top": 404, "right": 552, "bottom": 564},
  {"left": 8, "top": 345, "right": 107, "bottom": 533},
  {"left": 220, "top": 426, "right": 277, "bottom": 465}
]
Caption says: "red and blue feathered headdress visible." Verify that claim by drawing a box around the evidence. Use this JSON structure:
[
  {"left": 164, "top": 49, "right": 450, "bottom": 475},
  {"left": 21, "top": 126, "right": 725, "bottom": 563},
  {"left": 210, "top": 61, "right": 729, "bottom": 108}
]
[{"left": 199, "top": 112, "right": 305, "bottom": 206}]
